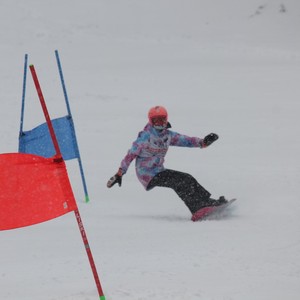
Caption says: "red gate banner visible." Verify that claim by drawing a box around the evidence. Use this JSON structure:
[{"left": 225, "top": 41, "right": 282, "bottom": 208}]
[{"left": 0, "top": 153, "right": 77, "bottom": 230}]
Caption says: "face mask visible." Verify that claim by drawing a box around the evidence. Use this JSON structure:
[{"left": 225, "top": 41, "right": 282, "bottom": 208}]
[{"left": 153, "top": 124, "right": 167, "bottom": 130}]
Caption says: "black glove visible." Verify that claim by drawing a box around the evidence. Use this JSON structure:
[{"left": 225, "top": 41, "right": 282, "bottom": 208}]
[
  {"left": 107, "top": 168, "right": 122, "bottom": 188},
  {"left": 203, "top": 133, "right": 219, "bottom": 147}
]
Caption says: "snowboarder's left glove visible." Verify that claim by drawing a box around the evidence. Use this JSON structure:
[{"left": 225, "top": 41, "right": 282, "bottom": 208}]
[
  {"left": 107, "top": 168, "right": 123, "bottom": 188},
  {"left": 203, "top": 133, "right": 219, "bottom": 147}
]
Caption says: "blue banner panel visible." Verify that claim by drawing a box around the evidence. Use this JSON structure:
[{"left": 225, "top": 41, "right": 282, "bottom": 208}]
[{"left": 19, "top": 116, "right": 79, "bottom": 160}]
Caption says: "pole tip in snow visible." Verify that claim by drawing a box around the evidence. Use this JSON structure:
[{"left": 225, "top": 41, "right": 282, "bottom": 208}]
[
  {"left": 85, "top": 195, "right": 90, "bottom": 203},
  {"left": 100, "top": 296, "right": 106, "bottom": 300}
]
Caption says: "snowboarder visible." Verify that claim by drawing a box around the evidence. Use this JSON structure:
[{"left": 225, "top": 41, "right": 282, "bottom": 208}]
[{"left": 107, "top": 105, "right": 227, "bottom": 220}]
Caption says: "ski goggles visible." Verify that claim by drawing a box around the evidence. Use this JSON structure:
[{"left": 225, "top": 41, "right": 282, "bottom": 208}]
[{"left": 151, "top": 116, "right": 167, "bottom": 126}]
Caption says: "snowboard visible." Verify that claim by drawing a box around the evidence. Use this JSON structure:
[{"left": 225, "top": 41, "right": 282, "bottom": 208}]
[{"left": 191, "top": 198, "right": 237, "bottom": 222}]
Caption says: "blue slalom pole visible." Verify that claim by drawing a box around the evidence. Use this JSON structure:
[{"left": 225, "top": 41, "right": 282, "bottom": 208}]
[
  {"left": 55, "top": 50, "right": 90, "bottom": 203},
  {"left": 19, "top": 54, "right": 28, "bottom": 148}
]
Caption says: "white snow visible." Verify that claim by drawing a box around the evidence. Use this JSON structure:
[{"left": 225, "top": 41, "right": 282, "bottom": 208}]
[{"left": 1, "top": 0, "right": 300, "bottom": 299}]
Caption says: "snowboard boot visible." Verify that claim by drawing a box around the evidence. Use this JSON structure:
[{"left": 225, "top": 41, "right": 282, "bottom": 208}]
[
  {"left": 200, "top": 196, "right": 227, "bottom": 209},
  {"left": 214, "top": 196, "right": 227, "bottom": 206}
]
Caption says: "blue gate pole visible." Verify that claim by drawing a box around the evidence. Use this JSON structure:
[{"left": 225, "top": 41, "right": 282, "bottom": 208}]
[
  {"left": 55, "top": 50, "right": 90, "bottom": 203},
  {"left": 19, "top": 54, "right": 28, "bottom": 150}
]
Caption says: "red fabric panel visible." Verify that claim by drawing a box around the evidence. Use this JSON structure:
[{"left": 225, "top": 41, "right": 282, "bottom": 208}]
[{"left": 0, "top": 153, "right": 77, "bottom": 230}]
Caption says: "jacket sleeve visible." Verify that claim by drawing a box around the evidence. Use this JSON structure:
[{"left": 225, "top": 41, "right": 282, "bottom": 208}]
[
  {"left": 120, "top": 131, "right": 148, "bottom": 174},
  {"left": 169, "top": 131, "right": 205, "bottom": 148}
]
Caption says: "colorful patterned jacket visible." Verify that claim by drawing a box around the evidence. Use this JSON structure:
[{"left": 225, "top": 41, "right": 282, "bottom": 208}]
[{"left": 120, "top": 123, "right": 205, "bottom": 189}]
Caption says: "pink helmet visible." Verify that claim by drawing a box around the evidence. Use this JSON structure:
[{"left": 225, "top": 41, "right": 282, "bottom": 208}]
[{"left": 148, "top": 106, "right": 168, "bottom": 125}]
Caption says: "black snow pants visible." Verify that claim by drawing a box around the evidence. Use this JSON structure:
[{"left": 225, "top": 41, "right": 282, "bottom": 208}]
[{"left": 146, "top": 169, "right": 211, "bottom": 214}]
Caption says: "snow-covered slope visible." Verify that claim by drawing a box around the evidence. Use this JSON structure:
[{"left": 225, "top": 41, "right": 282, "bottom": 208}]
[{"left": 1, "top": 1, "right": 300, "bottom": 299}]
